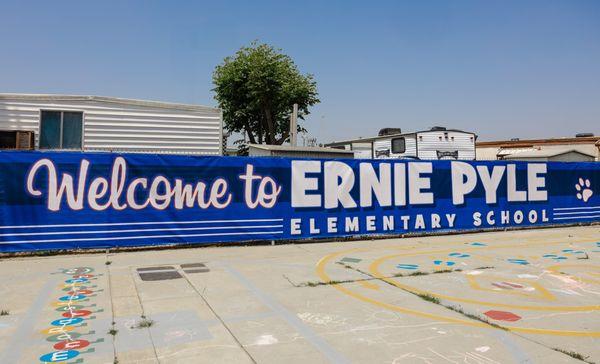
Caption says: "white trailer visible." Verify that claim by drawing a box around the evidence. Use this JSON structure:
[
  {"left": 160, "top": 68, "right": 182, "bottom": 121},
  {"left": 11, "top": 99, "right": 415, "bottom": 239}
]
[
  {"left": 0, "top": 93, "right": 222, "bottom": 155},
  {"left": 326, "top": 127, "right": 477, "bottom": 160}
]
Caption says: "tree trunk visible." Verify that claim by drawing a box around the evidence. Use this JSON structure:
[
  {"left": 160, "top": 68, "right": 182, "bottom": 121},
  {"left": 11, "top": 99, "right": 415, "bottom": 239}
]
[
  {"left": 244, "top": 121, "right": 256, "bottom": 144},
  {"left": 263, "top": 105, "right": 276, "bottom": 144}
]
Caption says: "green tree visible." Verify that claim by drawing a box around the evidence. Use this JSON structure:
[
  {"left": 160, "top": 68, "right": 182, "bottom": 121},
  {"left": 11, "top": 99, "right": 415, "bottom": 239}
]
[{"left": 213, "top": 42, "right": 319, "bottom": 149}]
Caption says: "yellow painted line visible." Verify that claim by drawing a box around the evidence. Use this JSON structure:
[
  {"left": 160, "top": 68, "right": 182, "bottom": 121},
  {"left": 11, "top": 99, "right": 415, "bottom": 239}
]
[
  {"left": 315, "top": 239, "right": 600, "bottom": 337},
  {"left": 359, "top": 280, "right": 380, "bottom": 290}
]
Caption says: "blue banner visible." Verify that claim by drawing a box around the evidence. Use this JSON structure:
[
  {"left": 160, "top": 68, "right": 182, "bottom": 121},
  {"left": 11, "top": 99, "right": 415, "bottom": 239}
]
[{"left": 0, "top": 151, "right": 598, "bottom": 252}]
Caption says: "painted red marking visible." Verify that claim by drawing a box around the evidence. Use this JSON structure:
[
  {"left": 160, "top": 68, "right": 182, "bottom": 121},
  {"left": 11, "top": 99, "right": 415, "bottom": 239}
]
[
  {"left": 484, "top": 310, "right": 521, "bottom": 322},
  {"left": 54, "top": 339, "right": 90, "bottom": 350},
  {"left": 62, "top": 310, "right": 92, "bottom": 318}
]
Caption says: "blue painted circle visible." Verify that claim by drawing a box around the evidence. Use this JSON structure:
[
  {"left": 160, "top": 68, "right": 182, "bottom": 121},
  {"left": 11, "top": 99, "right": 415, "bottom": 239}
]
[
  {"left": 39, "top": 350, "right": 79, "bottom": 362},
  {"left": 51, "top": 317, "right": 83, "bottom": 326}
]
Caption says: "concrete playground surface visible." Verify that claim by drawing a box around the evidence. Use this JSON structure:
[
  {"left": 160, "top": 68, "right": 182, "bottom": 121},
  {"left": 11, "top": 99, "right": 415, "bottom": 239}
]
[{"left": 0, "top": 226, "right": 599, "bottom": 364}]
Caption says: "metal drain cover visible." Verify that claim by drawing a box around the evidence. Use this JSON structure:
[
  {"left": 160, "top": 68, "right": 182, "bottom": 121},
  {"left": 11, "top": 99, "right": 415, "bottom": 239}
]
[
  {"left": 180, "top": 263, "right": 209, "bottom": 273},
  {"left": 137, "top": 266, "right": 182, "bottom": 281},
  {"left": 136, "top": 263, "right": 209, "bottom": 281}
]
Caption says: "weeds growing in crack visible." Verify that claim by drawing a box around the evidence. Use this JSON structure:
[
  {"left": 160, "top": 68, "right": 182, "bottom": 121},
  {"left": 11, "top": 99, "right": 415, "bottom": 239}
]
[
  {"left": 303, "top": 279, "right": 355, "bottom": 287},
  {"left": 408, "top": 271, "right": 429, "bottom": 276},
  {"left": 445, "top": 305, "right": 508, "bottom": 330},
  {"left": 553, "top": 348, "right": 594, "bottom": 363},
  {"left": 416, "top": 293, "right": 440, "bottom": 304},
  {"left": 132, "top": 317, "right": 155, "bottom": 329},
  {"left": 0, "top": 310, "right": 9, "bottom": 316}
]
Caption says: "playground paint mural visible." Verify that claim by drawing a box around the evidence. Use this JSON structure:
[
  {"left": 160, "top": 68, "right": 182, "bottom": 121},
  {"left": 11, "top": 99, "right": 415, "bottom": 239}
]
[
  {"left": 0, "top": 151, "right": 598, "bottom": 252},
  {"left": 40, "top": 267, "right": 103, "bottom": 363}
]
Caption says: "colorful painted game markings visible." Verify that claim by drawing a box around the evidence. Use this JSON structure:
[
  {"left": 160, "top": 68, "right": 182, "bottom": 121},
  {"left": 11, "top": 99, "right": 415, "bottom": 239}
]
[
  {"left": 65, "top": 278, "right": 89, "bottom": 284},
  {"left": 53, "top": 339, "right": 91, "bottom": 351},
  {"left": 40, "top": 350, "right": 80, "bottom": 362},
  {"left": 40, "top": 267, "right": 102, "bottom": 363},
  {"left": 469, "top": 242, "right": 487, "bottom": 246},
  {"left": 67, "top": 289, "right": 95, "bottom": 296},
  {"left": 59, "top": 294, "right": 86, "bottom": 301},
  {"left": 51, "top": 317, "right": 84, "bottom": 327},
  {"left": 397, "top": 264, "right": 419, "bottom": 270},
  {"left": 62, "top": 310, "right": 93, "bottom": 318},
  {"left": 562, "top": 249, "right": 585, "bottom": 254},
  {"left": 491, "top": 281, "right": 524, "bottom": 290},
  {"left": 542, "top": 254, "right": 567, "bottom": 261},
  {"left": 484, "top": 310, "right": 521, "bottom": 322},
  {"left": 449, "top": 252, "right": 470, "bottom": 258},
  {"left": 507, "top": 258, "right": 529, "bottom": 265},
  {"left": 433, "top": 260, "right": 455, "bottom": 267},
  {"left": 41, "top": 326, "right": 76, "bottom": 335}
]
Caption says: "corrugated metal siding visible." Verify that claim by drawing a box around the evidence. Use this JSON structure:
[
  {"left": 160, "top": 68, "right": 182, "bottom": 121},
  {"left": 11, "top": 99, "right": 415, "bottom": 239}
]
[
  {"left": 416, "top": 131, "right": 475, "bottom": 160},
  {"left": 373, "top": 136, "right": 417, "bottom": 159},
  {"left": 0, "top": 97, "right": 221, "bottom": 155}
]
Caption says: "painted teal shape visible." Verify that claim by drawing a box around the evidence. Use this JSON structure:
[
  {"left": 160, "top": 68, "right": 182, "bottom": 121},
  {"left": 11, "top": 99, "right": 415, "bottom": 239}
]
[
  {"left": 543, "top": 254, "right": 567, "bottom": 260},
  {"left": 51, "top": 317, "right": 83, "bottom": 326},
  {"left": 65, "top": 278, "right": 88, "bottom": 284},
  {"left": 397, "top": 264, "right": 418, "bottom": 270},
  {"left": 434, "top": 260, "right": 455, "bottom": 266},
  {"left": 59, "top": 295, "right": 86, "bottom": 301},
  {"left": 449, "top": 252, "right": 470, "bottom": 258},
  {"left": 470, "top": 242, "right": 487, "bottom": 246},
  {"left": 507, "top": 259, "right": 529, "bottom": 265}
]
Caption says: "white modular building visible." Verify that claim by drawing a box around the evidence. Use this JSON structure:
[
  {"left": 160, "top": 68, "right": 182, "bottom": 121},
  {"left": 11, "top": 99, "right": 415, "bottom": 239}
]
[
  {"left": 326, "top": 127, "right": 477, "bottom": 160},
  {"left": 476, "top": 135, "right": 600, "bottom": 162},
  {"left": 0, "top": 93, "right": 222, "bottom": 155}
]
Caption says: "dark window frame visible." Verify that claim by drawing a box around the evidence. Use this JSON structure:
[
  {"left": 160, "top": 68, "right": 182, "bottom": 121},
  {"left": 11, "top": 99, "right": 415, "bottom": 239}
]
[
  {"left": 39, "top": 110, "right": 84, "bottom": 150},
  {"left": 391, "top": 137, "right": 406, "bottom": 154}
]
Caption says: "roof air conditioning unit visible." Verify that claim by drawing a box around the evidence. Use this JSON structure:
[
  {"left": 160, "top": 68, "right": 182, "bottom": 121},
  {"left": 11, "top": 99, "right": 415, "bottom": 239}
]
[{"left": 16, "top": 131, "right": 34, "bottom": 150}]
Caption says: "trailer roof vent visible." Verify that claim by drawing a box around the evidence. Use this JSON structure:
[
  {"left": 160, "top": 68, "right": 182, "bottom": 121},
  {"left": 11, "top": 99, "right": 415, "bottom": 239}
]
[
  {"left": 575, "top": 133, "right": 594, "bottom": 138},
  {"left": 378, "top": 128, "right": 402, "bottom": 136},
  {"left": 430, "top": 126, "right": 447, "bottom": 131}
]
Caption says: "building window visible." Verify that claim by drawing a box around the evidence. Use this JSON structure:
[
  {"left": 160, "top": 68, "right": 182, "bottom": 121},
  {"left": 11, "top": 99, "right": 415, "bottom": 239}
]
[
  {"left": 39, "top": 111, "right": 83, "bottom": 149},
  {"left": 391, "top": 137, "right": 406, "bottom": 154}
]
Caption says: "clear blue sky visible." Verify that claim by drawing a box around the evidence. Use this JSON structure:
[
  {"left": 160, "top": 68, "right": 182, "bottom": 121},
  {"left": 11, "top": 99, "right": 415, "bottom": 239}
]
[{"left": 1, "top": 0, "right": 599, "bottom": 143}]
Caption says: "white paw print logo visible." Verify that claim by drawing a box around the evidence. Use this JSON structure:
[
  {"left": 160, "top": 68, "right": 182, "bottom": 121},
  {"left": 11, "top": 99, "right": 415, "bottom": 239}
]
[{"left": 575, "top": 178, "right": 593, "bottom": 202}]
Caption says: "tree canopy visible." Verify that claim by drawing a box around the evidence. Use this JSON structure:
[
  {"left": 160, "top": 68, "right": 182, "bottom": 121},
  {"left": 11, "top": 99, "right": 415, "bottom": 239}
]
[{"left": 213, "top": 42, "right": 319, "bottom": 148}]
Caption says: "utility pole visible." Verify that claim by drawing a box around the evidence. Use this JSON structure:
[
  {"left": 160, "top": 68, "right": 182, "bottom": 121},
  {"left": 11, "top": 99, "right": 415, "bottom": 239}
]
[{"left": 290, "top": 103, "right": 298, "bottom": 146}]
